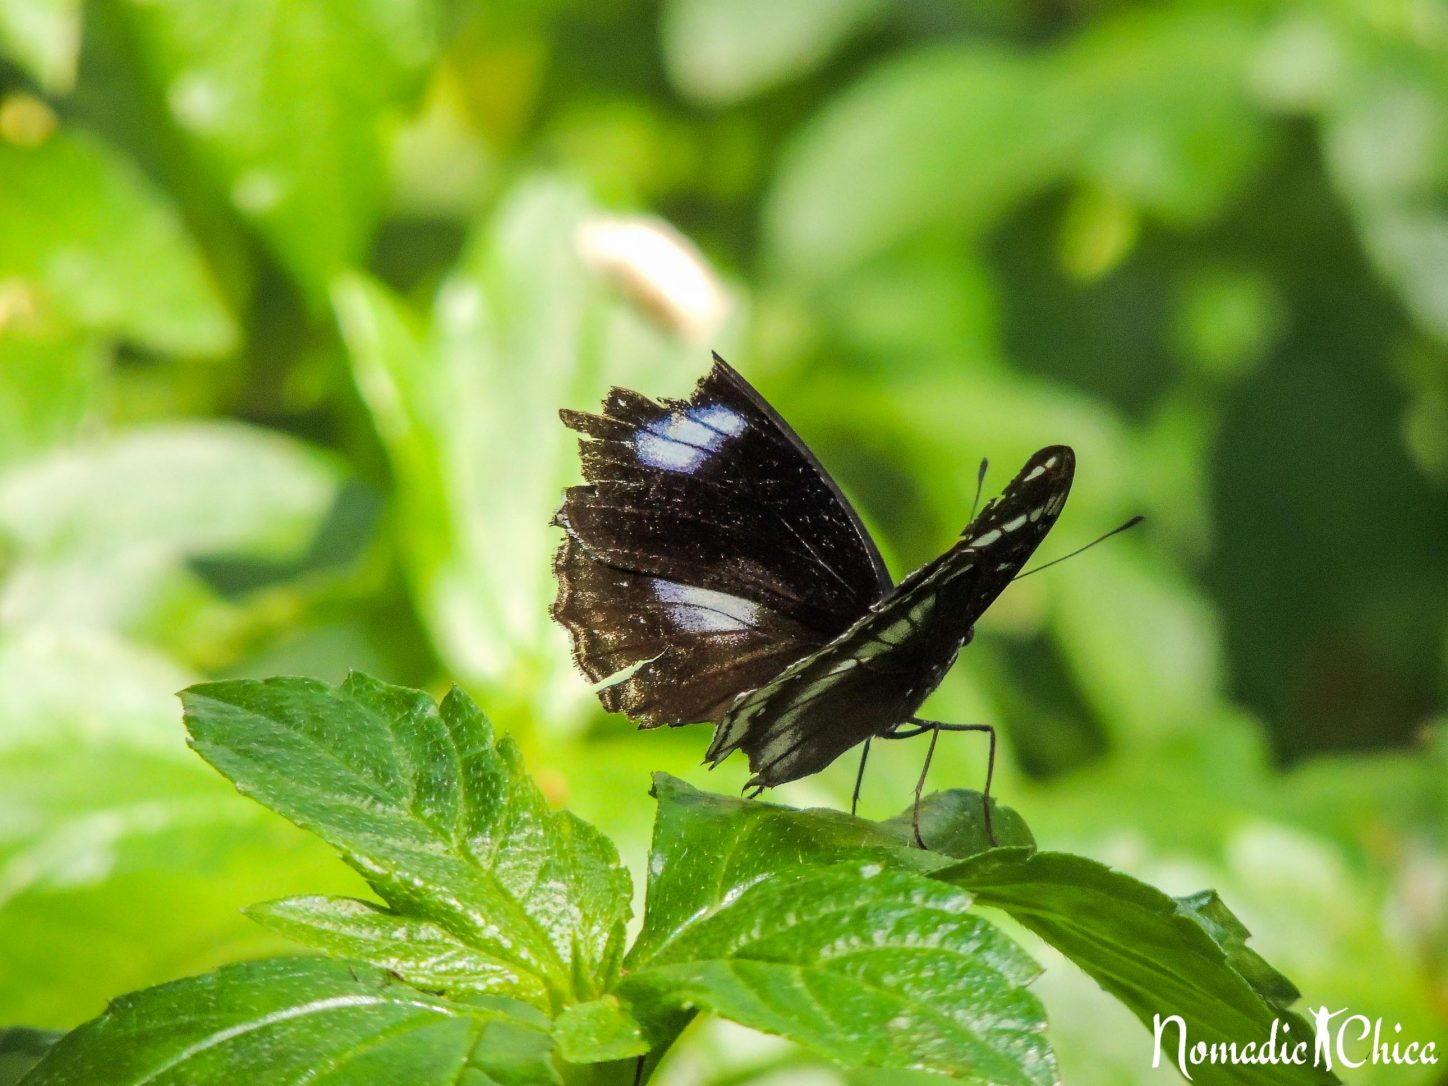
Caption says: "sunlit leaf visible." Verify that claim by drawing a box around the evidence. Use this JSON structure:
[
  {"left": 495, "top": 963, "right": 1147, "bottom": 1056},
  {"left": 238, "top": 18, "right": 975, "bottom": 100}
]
[
  {"left": 0, "top": 630, "right": 345, "bottom": 1029},
  {"left": 0, "top": 0, "right": 80, "bottom": 90},
  {"left": 0, "top": 325, "right": 104, "bottom": 469},
  {"left": 766, "top": 8, "right": 1266, "bottom": 280},
  {"left": 0, "top": 423, "right": 351, "bottom": 642},
  {"left": 20, "top": 958, "right": 559, "bottom": 1086},
  {"left": 552, "top": 997, "right": 650, "bottom": 1064},
  {"left": 661, "top": 0, "right": 883, "bottom": 104},
  {"left": 765, "top": 43, "right": 1060, "bottom": 281},
  {"left": 621, "top": 777, "right": 1055, "bottom": 1083},
  {"left": 0, "top": 129, "right": 233, "bottom": 354},
  {"left": 940, "top": 849, "right": 1337, "bottom": 1086},
  {"left": 112, "top": 0, "right": 437, "bottom": 303},
  {"left": 180, "top": 674, "right": 633, "bottom": 1011}
]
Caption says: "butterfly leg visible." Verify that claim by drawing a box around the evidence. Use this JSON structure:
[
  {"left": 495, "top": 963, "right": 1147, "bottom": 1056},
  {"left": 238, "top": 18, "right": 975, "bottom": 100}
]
[
  {"left": 850, "top": 737, "right": 872, "bottom": 817},
  {"left": 910, "top": 725, "right": 943, "bottom": 848},
  {"left": 894, "top": 718, "right": 997, "bottom": 849}
]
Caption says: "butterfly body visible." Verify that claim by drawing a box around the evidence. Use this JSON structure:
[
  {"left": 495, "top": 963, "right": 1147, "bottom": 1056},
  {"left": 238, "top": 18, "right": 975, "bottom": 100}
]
[{"left": 552, "top": 354, "right": 1073, "bottom": 795}]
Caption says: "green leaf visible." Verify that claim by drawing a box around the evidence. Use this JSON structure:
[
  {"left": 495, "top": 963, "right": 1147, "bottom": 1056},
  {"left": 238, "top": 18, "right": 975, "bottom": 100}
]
[
  {"left": 552, "top": 998, "right": 649, "bottom": 1064},
  {"left": 1045, "top": 9, "right": 1266, "bottom": 225},
  {"left": 661, "top": 0, "right": 883, "bottom": 104},
  {"left": 621, "top": 777, "right": 1054, "bottom": 1083},
  {"left": 765, "top": 8, "right": 1265, "bottom": 281},
  {"left": 19, "top": 958, "right": 558, "bottom": 1086},
  {"left": 1315, "top": 33, "right": 1448, "bottom": 344},
  {"left": 0, "top": 0, "right": 80, "bottom": 90},
  {"left": 0, "top": 324, "right": 104, "bottom": 469},
  {"left": 0, "top": 129, "right": 234, "bottom": 354},
  {"left": 627, "top": 775, "right": 944, "bottom": 968},
  {"left": 879, "top": 790, "right": 1036, "bottom": 858},
  {"left": 1050, "top": 549, "right": 1227, "bottom": 743},
  {"left": 0, "top": 423, "right": 352, "bottom": 642},
  {"left": 939, "top": 850, "right": 1338, "bottom": 1085},
  {"left": 1175, "top": 890, "right": 1301, "bottom": 1012},
  {"left": 248, "top": 895, "right": 544, "bottom": 1003},
  {"left": 335, "top": 179, "right": 724, "bottom": 722},
  {"left": 0, "top": 1028, "right": 60, "bottom": 1086},
  {"left": 180, "top": 674, "right": 632, "bottom": 1012},
  {"left": 765, "top": 42, "right": 1061, "bottom": 281},
  {"left": 111, "top": 0, "right": 436, "bottom": 304}
]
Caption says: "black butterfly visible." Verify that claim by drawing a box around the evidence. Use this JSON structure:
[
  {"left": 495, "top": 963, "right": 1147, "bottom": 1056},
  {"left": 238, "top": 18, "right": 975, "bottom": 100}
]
[{"left": 552, "top": 354, "right": 1075, "bottom": 845}]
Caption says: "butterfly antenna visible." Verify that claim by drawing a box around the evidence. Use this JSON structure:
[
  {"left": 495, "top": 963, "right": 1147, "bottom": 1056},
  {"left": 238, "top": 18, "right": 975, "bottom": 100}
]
[
  {"left": 967, "top": 460, "right": 990, "bottom": 521},
  {"left": 960, "top": 458, "right": 989, "bottom": 532},
  {"left": 1014, "top": 515, "right": 1144, "bottom": 580}
]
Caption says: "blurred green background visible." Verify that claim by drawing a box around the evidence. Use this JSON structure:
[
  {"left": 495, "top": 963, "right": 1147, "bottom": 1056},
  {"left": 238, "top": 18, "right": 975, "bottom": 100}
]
[{"left": 0, "top": 0, "right": 1444, "bottom": 1082}]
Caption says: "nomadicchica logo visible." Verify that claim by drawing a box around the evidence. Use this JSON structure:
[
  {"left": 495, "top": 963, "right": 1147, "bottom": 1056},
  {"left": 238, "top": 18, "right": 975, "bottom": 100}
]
[{"left": 1152, "top": 1008, "right": 1438, "bottom": 1078}]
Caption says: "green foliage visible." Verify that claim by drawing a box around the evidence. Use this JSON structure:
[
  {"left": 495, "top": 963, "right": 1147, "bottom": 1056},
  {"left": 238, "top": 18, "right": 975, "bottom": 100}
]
[
  {"left": 941, "top": 851, "right": 1332, "bottom": 1086},
  {"left": 19, "top": 675, "right": 1334, "bottom": 1085},
  {"left": 182, "top": 673, "right": 631, "bottom": 1010},
  {"left": 0, "top": 130, "right": 233, "bottom": 354},
  {"left": 23, "top": 958, "right": 557, "bottom": 1086}
]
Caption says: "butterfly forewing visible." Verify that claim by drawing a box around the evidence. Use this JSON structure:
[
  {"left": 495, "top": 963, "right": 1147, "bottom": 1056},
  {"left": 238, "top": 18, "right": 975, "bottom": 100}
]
[
  {"left": 708, "top": 446, "right": 1075, "bottom": 788},
  {"left": 552, "top": 354, "right": 892, "bottom": 726}
]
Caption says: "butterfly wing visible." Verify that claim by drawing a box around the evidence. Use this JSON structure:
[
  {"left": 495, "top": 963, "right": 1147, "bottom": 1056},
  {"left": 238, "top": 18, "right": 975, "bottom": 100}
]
[
  {"left": 552, "top": 354, "right": 893, "bottom": 727},
  {"left": 708, "top": 446, "right": 1075, "bottom": 787}
]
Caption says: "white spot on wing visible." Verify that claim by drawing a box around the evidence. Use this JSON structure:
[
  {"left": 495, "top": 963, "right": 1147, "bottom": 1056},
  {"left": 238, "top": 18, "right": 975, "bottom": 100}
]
[
  {"left": 1002, "top": 514, "right": 1027, "bottom": 532},
  {"left": 634, "top": 403, "right": 746, "bottom": 473},
  {"left": 693, "top": 403, "right": 745, "bottom": 436},
  {"left": 972, "top": 529, "right": 1002, "bottom": 548},
  {"left": 652, "top": 580, "right": 761, "bottom": 633},
  {"left": 1023, "top": 465, "right": 1046, "bottom": 481}
]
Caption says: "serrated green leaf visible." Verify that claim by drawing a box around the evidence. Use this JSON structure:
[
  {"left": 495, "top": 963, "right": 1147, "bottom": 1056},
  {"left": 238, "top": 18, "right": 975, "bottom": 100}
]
[
  {"left": 939, "top": 850, "right": 1338, "bottom": 1085},
  {"left": 180, "top": 674, "right": 632, "bottom": 1011},
  {"left": 0, "top": 129, "right": 233, "bottom": 354},
  {"left": 1175, "top": 890, "right": 1301, "bottom": 1012},
  {"left": 335, "top": 179, "right": 730, "bottom": 724},
  {"left": 18, "top": 958, "right": 558, "bottom": 1086},
  {"left": 622, "top": 777, "right": 1053, "bottom": 1083},
  {"left": 552, "top": 997, "right": 649, "bottom": 1064},
  {"left": 248, "top": 895, "right": 548, "bottom": 1006},
  {"left": 111, "top": 0, "right": 436, "bottom": 304},
  {"left": 627, "top": 775, "right": 944, "bottom": 968},
  {"left": 0, "top": 1028, "right": 59, "bottom": 1086},
  {"left": 623, "top": 864, "right": 1051, "bottom": 1083}
]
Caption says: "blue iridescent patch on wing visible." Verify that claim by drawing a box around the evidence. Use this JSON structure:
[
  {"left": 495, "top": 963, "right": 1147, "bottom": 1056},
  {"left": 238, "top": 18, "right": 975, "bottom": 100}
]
[{"left": 635, "top": 403, "right": 746, "bottom": 473}]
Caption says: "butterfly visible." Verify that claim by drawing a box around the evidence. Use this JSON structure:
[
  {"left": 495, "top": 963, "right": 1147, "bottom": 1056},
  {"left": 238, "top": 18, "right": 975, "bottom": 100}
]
[{"left": 552, "top": 353, "right": 1076, "bottom": 846}]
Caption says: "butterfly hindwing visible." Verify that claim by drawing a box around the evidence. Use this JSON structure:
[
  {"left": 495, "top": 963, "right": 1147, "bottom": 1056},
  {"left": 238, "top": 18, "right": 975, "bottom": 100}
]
[
  {"left": 709, "top": 446, "right": 1075, "bottom": 787},
  {"left": 552, "top": 354, "right": 892, "bottom": 726},
  {"left": 552, "top": 530, "right": 822, "bottom": 724}
]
